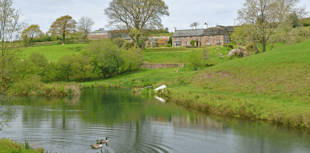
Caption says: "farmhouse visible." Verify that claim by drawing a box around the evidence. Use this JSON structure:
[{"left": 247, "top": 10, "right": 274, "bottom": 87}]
[{"left": 172, "top": 24, "right": 234, "bottom": 47}]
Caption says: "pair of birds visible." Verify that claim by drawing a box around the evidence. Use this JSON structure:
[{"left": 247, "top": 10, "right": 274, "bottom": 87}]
[{"left": 91, "top": 137, "right": 109, "bottom": 149}]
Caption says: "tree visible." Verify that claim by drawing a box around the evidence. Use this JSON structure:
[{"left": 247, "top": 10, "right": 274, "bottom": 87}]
[
  {"left": 77, "top": 16, "right": 94, "bottom": 39},
  {"left": 273, "top": 0, "right": 307, "bottom": 24},
  {"left": 190, "top": 22, "right": 199, "bottom": 29},
  {"left": 22, "top": 25, "right": 42, "bottom": 43},
  {"left": 238, "top": 0, "right": 307, "bottom": 53},
  {"left": 48, "top": 15, "right": 77, "bottom": 43},
  {"left": 238, "top": 0, "right": 278, "bottom": 53},
  {"left": 0, "top": 0, "right": 25, "bottom": 92},
  {"left": 104, "top": 0, "right": 169, "bottom": 46},
  {"left": 86, "top": 40, "right": 123, "bottom": 78},
  {"left": 289, "top": 12, "right": 300, "bottom": 28}
]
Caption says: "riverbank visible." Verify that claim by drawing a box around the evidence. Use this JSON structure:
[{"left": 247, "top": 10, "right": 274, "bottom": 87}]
[
  {"left": 81, "top": 39, "right": 310, "bottom": 130},
  {"left": 0, "top": 139, "right": 44, "bottom": 153}
]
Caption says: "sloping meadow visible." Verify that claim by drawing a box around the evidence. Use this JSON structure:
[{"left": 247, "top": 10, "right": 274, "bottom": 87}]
[{"left": 165, "top": 39, "right": 310, "bottom": 129}]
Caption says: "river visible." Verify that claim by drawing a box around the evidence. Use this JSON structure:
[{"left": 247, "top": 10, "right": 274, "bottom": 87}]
[{"left": 1, "top": 88, "right": 310, "bottom": 153}]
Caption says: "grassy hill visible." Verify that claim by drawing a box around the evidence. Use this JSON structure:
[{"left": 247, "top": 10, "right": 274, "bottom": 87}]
[
  {"left": 20, "top": 44, "right": 88, "bottom": 62},
  {"left": 83, "top": 39, "right": 310, "bottom": 129}
]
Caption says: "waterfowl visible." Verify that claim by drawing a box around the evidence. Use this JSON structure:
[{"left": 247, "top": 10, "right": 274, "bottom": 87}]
[
  {"left": 90, "top": 144, "right": 103, "bottom": 149},
  {"left": 96, "top": 137, "right": 109, "bottom": 144}
]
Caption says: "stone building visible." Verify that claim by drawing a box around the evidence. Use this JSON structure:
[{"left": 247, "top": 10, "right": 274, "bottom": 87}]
[{"left": 172, "top": 24, "right": 234, "bottom": 47}]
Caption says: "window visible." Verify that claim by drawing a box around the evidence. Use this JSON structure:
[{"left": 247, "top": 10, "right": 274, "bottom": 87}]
[{"left": 208, "top": 36, "right": 211, "bottom": 38}]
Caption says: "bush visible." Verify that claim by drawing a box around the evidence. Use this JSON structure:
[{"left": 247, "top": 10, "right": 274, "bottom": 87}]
[
  {"left": 223, "top": 43, "right": 235, "bottom": 49},
  {"left": 121, "top": 47, "right": 143, "bottom": 72},
  {"left": 122, "top": 41, "right": 134, "bottom": 50},
  {"left": 246, "top": 43, "right": 259, "bottom": 54},
  {"left": 166, "top": 44, "right": 172, "bottom": 47},
  {"left": 113, "top": 37, "right": 125, "bottom": 48},
  {"left": 189, "top": 50, "right": 202, "bottom": 70},
  {"left": 86, "top": 40, "right": 123, "bottom": 78}
]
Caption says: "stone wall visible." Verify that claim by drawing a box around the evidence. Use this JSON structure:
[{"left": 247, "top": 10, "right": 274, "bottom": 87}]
[{"left": 140, "top": 63, "right": 185, "bottom": 69}]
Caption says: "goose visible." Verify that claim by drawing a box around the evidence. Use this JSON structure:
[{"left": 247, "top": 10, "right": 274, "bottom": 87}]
[
  {"left": 96, "top": 137, "right": 109, "bottom": 144},
  {"left": 90, "top": 144, "right": 103, "bottom": 149}
]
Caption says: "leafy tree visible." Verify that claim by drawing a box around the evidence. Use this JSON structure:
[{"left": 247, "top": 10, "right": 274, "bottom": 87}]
[
  {"left": 0, "top": 0, "right": 25, "bottom": 92},
  {"left": 22, "top": 25, "right": 42, "bottom": 43},
  {"left": 104, "top": 0, "right": 169, "bottom": 46},
  {"left": 86, "top": 40, "right": 123, "bottom": 78},
  {"left": 77, "top": 16, "right": 94, "bottom": 39},
  {"left": 289, "top": 12, "right": 300, "bottom": 28},
  {"left": 48, "top": 15, "right": 77, "bottom": 43}
]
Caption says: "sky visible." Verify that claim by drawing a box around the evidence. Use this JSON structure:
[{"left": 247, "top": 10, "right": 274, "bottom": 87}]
[{"left": 13, "top": 0, "right": 310, "bottom": 33}]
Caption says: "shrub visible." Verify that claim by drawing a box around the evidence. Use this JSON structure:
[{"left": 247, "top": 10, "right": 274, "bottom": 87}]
[
  {"left": 189, "top": 50, "right": 202, "bottom": 70},
  {"left": 122, "top": 41, "right": 134, "bottom": 50},
  {"left": 166, "top": 44, "right": 172, "bottom": 47},
  {"left": 113, "top": 37, "right": 125, "bottom": 48},
  {"left": 223, "top": 43, "right": 235, "bottom": 49},
  {"left": 246, "top": 43, "right": 259, "bottom": 54}
]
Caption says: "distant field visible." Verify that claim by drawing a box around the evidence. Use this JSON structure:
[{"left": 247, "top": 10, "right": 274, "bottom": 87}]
[
  {"left": 144, "top": 46, "right": 232, "bottom": 65},
  {"left": 20, "top": 44, "right": 88, "bottom": 62}
]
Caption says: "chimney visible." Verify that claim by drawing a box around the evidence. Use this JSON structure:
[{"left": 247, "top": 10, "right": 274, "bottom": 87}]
[
  {"left": 194, "top": 26, "right": 196, "bottom": 30},
  {"left": 174, "top": 27, "right": 176, "bottom": 32},
  {"left": 204, "top": 23, "right": 208, "bottom": 29}
]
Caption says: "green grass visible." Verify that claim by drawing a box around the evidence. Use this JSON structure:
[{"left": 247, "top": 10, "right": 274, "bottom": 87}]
[
  {"left": 83, "top": 39, "right": 310, "bottom": 129},
  {"left": 81, "top": 67, "right": 198, "bottom": 87},
  {"left": 20, "top": 44, "right": 88, "bottom": 62},
  {"left": 0, "top": 139, "right": 43, "bottom": 153},
  {"left": 143, "top": 46, "right": 232, "bottom": 65}
]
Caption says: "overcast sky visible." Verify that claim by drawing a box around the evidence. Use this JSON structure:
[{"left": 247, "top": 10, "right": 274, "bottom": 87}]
[{"left": 13, "top": 0, "right": 310, "bottom": 33}]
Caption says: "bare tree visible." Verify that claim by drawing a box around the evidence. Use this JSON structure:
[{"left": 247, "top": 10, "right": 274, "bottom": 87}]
[
  {"left": 238, "top": 0, "right": 278, "bottom": 53},
  {"left": 273, "top": 0, "right": 307, "bottom": 23},
  {"left": 0, "top": 0, "right": 25, "bottom": 91},
  {"left": 77, "top": 16, "right": 94, "bottom": 39},
  {"left": 104, "top": 0, "right": 169, "bottom": 45},
  {"left": 190, "top": 22, "right": 199, "bottom": 29}
]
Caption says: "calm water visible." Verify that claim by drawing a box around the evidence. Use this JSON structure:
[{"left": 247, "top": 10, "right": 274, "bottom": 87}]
[{"left": 1, "top": 88, "right": 310, "bottom": 153}]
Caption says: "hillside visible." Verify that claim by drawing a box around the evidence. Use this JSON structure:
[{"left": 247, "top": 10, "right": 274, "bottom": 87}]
[{"left": 20, "top": 44, "right": 88, "bottom": 62}]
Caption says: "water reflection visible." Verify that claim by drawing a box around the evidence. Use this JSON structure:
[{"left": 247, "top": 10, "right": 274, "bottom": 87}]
[{"left": 1, "top": 88, "right": 310, "bottom": 153}]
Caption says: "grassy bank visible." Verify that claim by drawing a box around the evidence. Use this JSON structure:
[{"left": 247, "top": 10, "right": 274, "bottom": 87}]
[
  {"left": 82, "top": 39, "right": 310, "bottom": 129},
  {"left": 0, "top": 139, "right": 44, "bottom": 153}
]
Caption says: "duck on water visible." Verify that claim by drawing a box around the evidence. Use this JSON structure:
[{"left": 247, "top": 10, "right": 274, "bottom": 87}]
[{"left": 96, "top": 137, "right": 109, "bottom": 144}]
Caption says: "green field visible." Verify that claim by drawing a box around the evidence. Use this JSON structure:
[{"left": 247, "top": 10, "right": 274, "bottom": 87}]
[{"left": 20, "top": 44, "right": 88, "bottom": 62}]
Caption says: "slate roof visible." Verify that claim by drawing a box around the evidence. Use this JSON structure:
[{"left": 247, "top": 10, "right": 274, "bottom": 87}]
[
  {"left": 216, "top": 25, "right": 235, "bottom": 32},
  {"left": 202, "top": 28, "right": 228, "bottom": 36},
  {"left": 173, "top": 29, "right": 204, "bottom": 37}
]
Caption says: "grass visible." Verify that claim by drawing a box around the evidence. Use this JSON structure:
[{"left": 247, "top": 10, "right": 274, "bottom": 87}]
[
  {"left": 20, "top": 44, "right": 88, "bottom": 62},
  {"left": 81, "top": 39, "right": 310, "bottom": 129},
  {"left": 143, "top": 46, "right": 232, "bottom": 65},
  {"left": 0, "top": 139, "right": 44, "bottom": 153}
]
